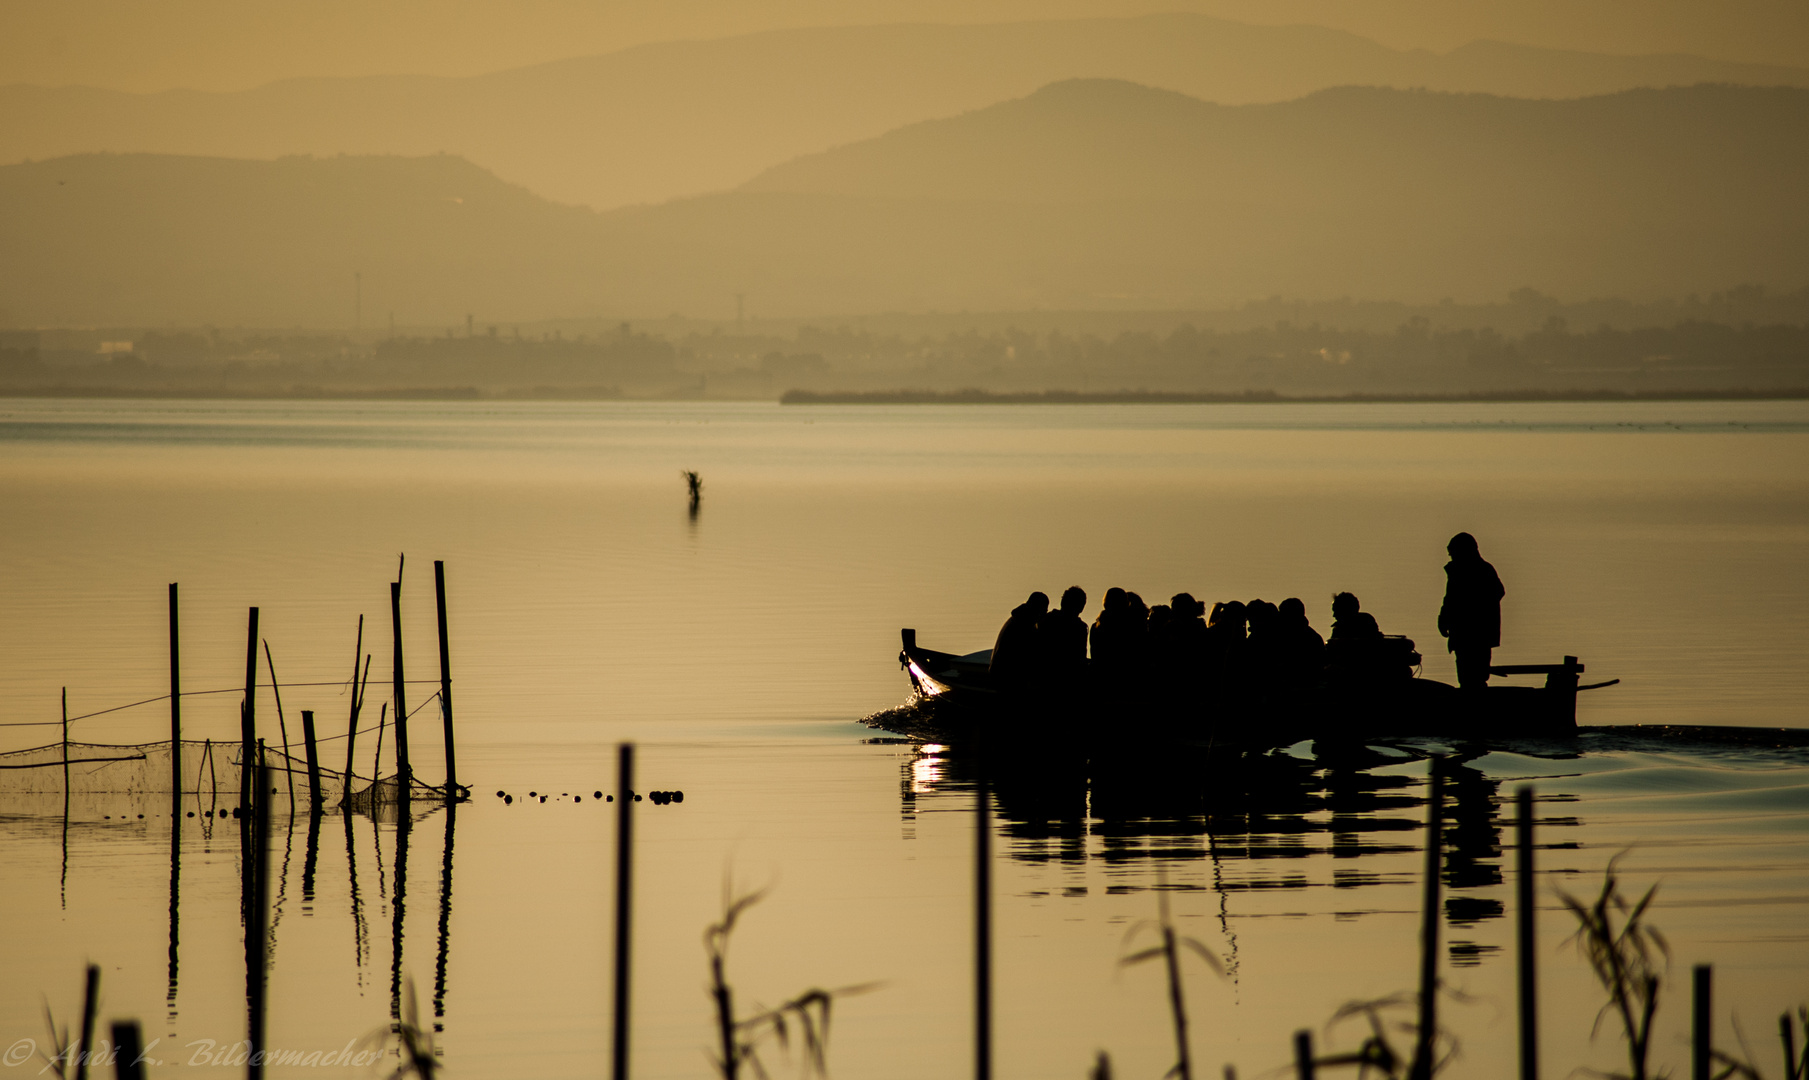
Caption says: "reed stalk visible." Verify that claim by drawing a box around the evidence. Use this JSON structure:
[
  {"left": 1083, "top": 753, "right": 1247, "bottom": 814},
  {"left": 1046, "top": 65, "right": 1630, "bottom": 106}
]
[
  {"left": 1120, "top": 879, "right": 1224, "bottom": 1080},
  {"left": 1559, "top": 858, "right": 1667, "bottom": 1080},
  {"left": 704, "top": 884, "right": 872, "bottom": 1080}
]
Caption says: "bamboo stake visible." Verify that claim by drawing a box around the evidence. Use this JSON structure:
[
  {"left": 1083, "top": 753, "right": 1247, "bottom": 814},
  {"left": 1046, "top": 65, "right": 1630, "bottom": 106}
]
[
  {"left": 976, "top": 773, "right": 993, "bottom": 1080},
  {"left": 263, "top": 640, "right": 294, "bottom": 815},
  {"left": 169, "top": 583, "right": 183, "bottom": 1020},
  {"left": 1693, "top": 965, "right": 1712, "bottom": 1080},
  {"left": 1517, "top": 786, "right": 1538, "bottom": 1080},
  {"left": 390, "top": 581, "right": 411, "bottom": 801},
  {"left": 111, "top": 1021, "right": 146, "bottom": 1080},
  {"left": 240, "top": 607, "right": 259, "bottom": 820},
  {"left": 612, "top": 742, "right": 635, "bottom": 1080},
  {"left": 301, "top": 710, "right": 321, "bottom": 813},
  {"left": 1409, "top": 758, "right": 1443, "bottom": 1080},
  {"left": 435, "top": 560, "right": 457, "bottom": 798},
  {"left": 341, "top": 616, "right": 366, "bottom": 795},
  {"left": 74, "top": 964, "right": 98, "bottom": 1080},
  {"left": 372, "top": 703, "right": 387, "bottom": 786},
  {"left": 1293, "top": 1030, "right": 1315, "bottom": 1080},
  {"left": 169, "top": 583, "right": 181, "bottom": 810},
  {"left": 62, "top": 687, "right": 70, "bottom": 908}
]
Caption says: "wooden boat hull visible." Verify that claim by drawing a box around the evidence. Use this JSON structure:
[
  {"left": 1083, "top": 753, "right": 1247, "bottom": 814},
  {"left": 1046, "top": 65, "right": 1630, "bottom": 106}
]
[{"left": 892, "top": 628, "right": 1611, "bottom": 747}]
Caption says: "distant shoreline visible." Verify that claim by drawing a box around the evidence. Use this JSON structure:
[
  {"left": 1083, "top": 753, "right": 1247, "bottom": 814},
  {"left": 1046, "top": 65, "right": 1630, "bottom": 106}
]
[
  {"left": 5, "top": 386, "right": 1809, "bottom": 405},
  {"left": 780, "top": 388, "right": 1809, "bottom": 405}
]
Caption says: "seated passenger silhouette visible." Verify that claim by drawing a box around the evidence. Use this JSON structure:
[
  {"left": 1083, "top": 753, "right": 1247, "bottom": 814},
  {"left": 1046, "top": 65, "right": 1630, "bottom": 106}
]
[
  {"left": 1438, "top": 532, "right": 1505, "bottom": 692},
  {"left": 1167, "top": 593, "right": 1209, "bottom": 672},
  {"left": 990, "top": 591, "right": 1048, "bottom": 689},
  {"left": 1204, "top": 600, "right": 1247, "bottom": 686},
  {"left": 1328, "top": 592, "right": 1381, "bottom": 643},
  {"left": 1277, "top": 597, "right": 1326, "bottom": 686},
  {"left": 1121, "top": 591, "right": 1150, "bottom": 658},
  {"left": 1243, "top": 598, "right": 1283, "bottom": 686},
  {"left": 1038, "top": 586, "right": 1090, "bottom": 677},
  {"left": 1143, "top": 603, "right": 1176, "bottom": 689},
  {"left": 1090, "top": 587, "right": 1130, "bottom": 672},
  {"left": 1325, "top": 592, "right": 1386, "bottom": 687}
]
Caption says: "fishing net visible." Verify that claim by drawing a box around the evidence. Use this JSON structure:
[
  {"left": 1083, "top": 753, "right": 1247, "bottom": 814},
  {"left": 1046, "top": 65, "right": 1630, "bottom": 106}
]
[{"left": 0, "top": 737, "right": 448, "bottom": 809}]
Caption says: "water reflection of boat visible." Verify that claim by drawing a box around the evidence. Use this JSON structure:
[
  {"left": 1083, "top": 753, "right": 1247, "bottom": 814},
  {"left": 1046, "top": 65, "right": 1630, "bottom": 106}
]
[
  {"left": 893, "top": 628, "right": 1617, "bottom": 746},
  {"left": 880, "top": 729, "right": 1547, "bottom": 966}
]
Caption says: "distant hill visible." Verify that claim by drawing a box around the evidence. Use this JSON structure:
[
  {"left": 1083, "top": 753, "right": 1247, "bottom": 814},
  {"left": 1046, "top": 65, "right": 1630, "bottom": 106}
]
[
  {"left": 2, "top": 83, "right": 1806, "bottom": 325},
  {"left": 2, "top": 14, "right": 1806, "bottom": 210},
  {"left": 0, "top": 153, "right": 606, "bottom": 326},
  {"left": 632, "top": 81, "right": 1809, "bottom": 313}
]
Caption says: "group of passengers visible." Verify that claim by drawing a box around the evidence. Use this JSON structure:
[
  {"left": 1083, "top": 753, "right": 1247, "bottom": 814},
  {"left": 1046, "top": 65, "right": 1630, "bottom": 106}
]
[{"left": 987, "top": 533, "right": 1505, "bottom": 697}]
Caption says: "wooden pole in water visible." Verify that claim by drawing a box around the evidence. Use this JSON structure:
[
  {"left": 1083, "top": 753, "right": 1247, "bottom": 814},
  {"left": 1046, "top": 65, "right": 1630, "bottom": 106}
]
[
  {"left": 74, "top": 963, "right": 98, "bottom": 1080},
  {"left": 62, "top": 688, "right": 71, "bottom": 908},
  {"left": 434, "top": 560, "right": 457, "bottom": 798},
  {"left": 301, "top": 710, "right": 321, "bottom": 813},
  {"left": 240, "top": 607, "right": 259, "bottom": 819},
  {"left": 1693, "top": 964, "right": 1712, "bottom": 1080},
  {"left": 975, "top": 773, "right": 993, "bottom": 1080},
  {"left": 390, "top": 581, "right": 411, "bottom": 797},
  {"left": 248, "top": 744, "right": 271, "bottom": 1080},
  {"left": 1293, "top": 1030, "right": 1315, "bottom": 1080},
  {"left": 1409, "top": 758, "right": 1443, "bottom": 1080},
  {"left": 169, "top": 583, "right": 181, "bottom": 811},
  {"left": 342, "top": 617, "right": 365, "bottom": 794},
  {"left": 263, "top": 641, "right": 294, "bottom": 815},
  {"left": 111, "top": 1021, "right": 147, "bottom": 1080},
  {"left": 611, "top": 742, "right": 635, "bottom": 1080},
  {"left": 1516, "top": 786, "right": 1539, "bottom": 1080}
]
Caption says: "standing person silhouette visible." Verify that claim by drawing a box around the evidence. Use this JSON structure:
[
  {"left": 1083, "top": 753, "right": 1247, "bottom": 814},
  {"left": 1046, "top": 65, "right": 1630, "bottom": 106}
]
[{"left": 1438, "top": 533, "right": 1505, "bottom": 691}]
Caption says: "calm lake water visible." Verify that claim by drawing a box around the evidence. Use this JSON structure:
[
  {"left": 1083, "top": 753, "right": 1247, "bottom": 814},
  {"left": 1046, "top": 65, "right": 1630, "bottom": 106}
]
[{"left": 1, "top": 398, "right": 1807, "bottom": 1079}]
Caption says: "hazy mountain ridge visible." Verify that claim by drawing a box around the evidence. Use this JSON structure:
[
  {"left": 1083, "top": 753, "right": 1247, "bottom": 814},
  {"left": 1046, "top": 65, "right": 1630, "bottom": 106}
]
[
  {"left": 3, "top": 83, "right": 1806, "bottom": 325},
  {"left": 3, "top": 13, "right": 1806, "bottom": 210},
  {"left": 742, "top": 80, "right": 1809, "bottom": 204},
  {"left": 0, "top": 152, "right": 607, "bottom": 326}
]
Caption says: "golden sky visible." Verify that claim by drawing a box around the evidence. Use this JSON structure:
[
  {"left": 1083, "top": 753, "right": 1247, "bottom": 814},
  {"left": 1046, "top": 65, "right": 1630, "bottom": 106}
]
[{"left": 8, "top": 0, "right": 1808, "bottom": 93}]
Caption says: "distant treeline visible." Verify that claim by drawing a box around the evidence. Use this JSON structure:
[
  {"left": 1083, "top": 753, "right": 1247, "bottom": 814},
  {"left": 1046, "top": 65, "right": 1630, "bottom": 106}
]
[
  {"left": 4, "top": 308, "right": 1807, "bottom": 399},
  {"left": 781, "top": 388, "right": 1809, "bottom": 405}
]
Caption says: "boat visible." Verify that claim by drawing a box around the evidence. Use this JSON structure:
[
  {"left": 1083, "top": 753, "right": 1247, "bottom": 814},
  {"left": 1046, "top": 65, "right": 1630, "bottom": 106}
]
[{"left": 887, "top": 628, "right": 1618, "bottom": 746}]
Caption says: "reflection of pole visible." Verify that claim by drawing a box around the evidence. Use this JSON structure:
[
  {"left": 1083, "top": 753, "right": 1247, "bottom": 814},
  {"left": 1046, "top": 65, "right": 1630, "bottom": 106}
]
[
  {"left": 434, "top": 561, "right": 457, "bottom": 798},
  {"left": 1409, "top": 759, "right": 1444, "bottom": 1080},
  {"left": 1693, "top": 965, "right": 1713, "bottom": 1080},
  {"left": 169, "top": 781, "right": 182, "bottom": 1020},
  {"left": 611, "top": 743, "right": 635, "bottom": 1080},
  {"left": 249, "top": 746, "right": 271, "bottom": 1080},
  {"left": 390, "top": 799, "right": 413, "bottom": 1022},
  {"left": 434, "top": 801, "right": 457, "bottom": 1020},
  {"left": 975, "top": 774, "right": 992, "bottom": 1080},
  {"left": 1516, "top": 786, "right": 1538, "bottom": 1080},
  {"left": 344, "top": 800, "right": 366, "bottom": 968}
]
